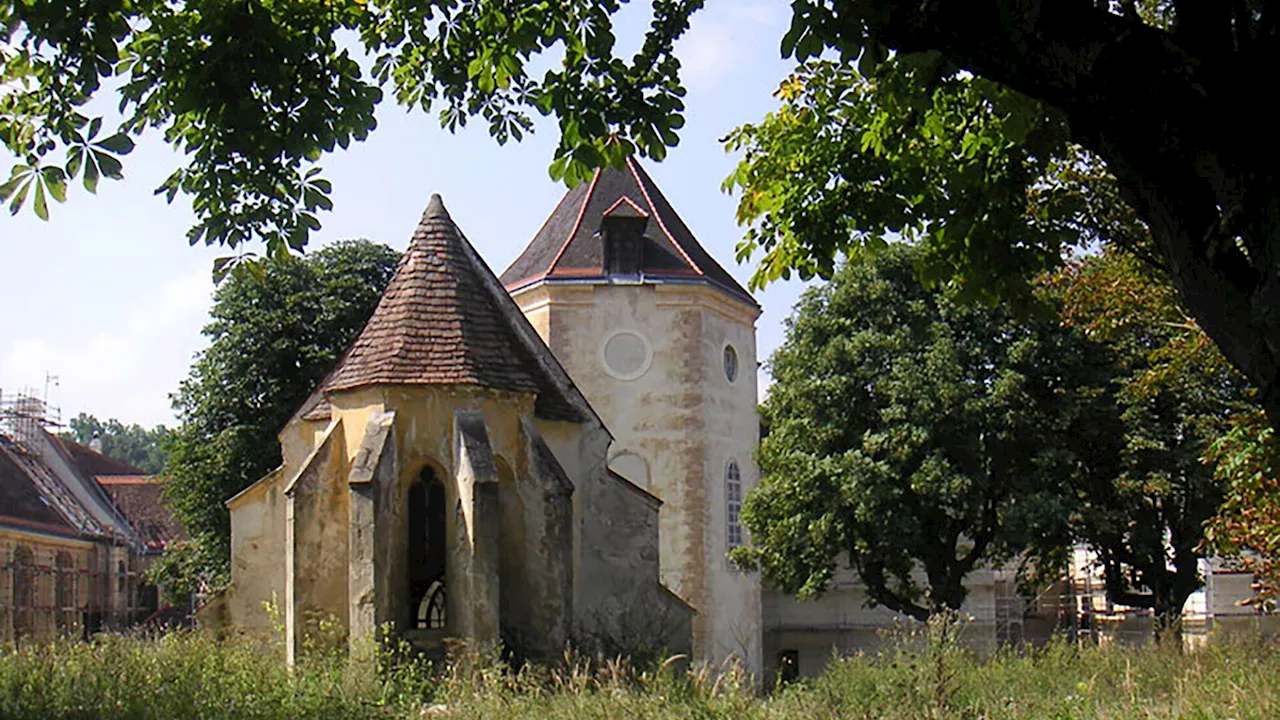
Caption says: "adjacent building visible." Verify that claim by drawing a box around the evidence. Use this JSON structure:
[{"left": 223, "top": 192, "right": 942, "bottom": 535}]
[{"left": 0, "top": 395, "right": 163, "bottom": 641}]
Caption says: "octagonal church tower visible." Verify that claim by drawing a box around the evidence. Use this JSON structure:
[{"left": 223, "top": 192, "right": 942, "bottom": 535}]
[{"left": 502, "top": 157, "right": 763, "bottom": 673}]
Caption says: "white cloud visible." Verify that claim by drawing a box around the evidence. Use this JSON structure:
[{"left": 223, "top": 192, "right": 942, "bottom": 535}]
[
  {"left": 1, "top": 270, "right": 212, "bottom": 428},
  {"left": 675, "top": 1, "right": 790, "bottom": 92},
  {"left": 676, "top": 21, "right": 737, "bottom": 91}
]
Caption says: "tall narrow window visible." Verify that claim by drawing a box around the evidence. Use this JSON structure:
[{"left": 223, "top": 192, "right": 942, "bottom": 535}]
[
  {"left": 726, "top": 460, "right": 743, "bottom": 550},
  {"left": 409, "top": 466, "right": 447, "bottom": 630},
  {"left": 55, "top": 551, "right": 74, "bottom": 631},
  {"left": 12, "top": 545, "right": 35, "bottom": 636}
]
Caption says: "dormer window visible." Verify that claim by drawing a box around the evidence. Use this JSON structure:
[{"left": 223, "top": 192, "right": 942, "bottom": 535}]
[{"left": 601, "top": 196, "right": 649, "bottom": 277}]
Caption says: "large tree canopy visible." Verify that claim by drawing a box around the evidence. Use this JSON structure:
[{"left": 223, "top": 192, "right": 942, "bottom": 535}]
[
  {"left": 738, "top": 243, "right": 1254, "bottom": 627},
  {"left": 733, "top": 245, "right": 1091, "bottom": 620},
  {"left": 158, "top": 239, "right": 397, "bottom": 595},
  {"left": 1, "top": 0, "right": 697, "bottom": 266}
]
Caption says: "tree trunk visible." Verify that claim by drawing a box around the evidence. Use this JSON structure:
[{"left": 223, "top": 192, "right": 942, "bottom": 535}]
[{"left": 1152, "top": 605, "right": 1184, "bottom": 650}]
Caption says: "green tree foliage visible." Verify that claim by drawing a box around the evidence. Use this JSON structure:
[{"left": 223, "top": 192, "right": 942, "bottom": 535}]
[
  {"left": 1204, "top": 411, "right": 1280, "bottom": 610},
  {"left": 1, "top": 0, "right": 697, "bottom": 268},
  {"left": 1048, "top": 249, "right": 1256, "bottom": 632},
  {"left": 732, "top": 245, "right": 1094, "bottom": 620},
  {"left": 61, "top": 412, "right": 170, "bottom": 474},
  {"left": 718, "top": 3, "right": 1280, "bottom": 431},
  {"left": 160, "top": 239, "right": 398, "bottom": 592},
  {"left": 738, "top": 244, "right": 1254, "bottom": 628},
  {"left": 8, "top": 1, "right": 1280, "bottom": 432},
  {"left": 723, "top": 59, "right": 1073, "bottom": 301}
]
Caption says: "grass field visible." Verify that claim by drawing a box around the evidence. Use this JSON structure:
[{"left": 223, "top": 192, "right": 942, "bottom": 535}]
[{"left": 1, "top": 627, "right": 1276, "bottom": 719}]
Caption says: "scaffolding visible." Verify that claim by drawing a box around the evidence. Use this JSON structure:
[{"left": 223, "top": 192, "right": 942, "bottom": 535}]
[
  {"left": 0, "top": 386, "right": 61, "bottom": 455},
  {"left": 0, "top": 540, "right": 149, "bottom": 643}
]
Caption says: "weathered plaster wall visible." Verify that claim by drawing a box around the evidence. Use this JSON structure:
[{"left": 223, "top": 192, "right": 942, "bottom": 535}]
[
  {"left": 453, "top": 409, "right": 502, "bottom": 645},
  {"left": 286, "top": 419, "right": 350, "bottom": 661},
  {"left": 762, "top": 562, "right": 1004, "bottom": 679},
  {"left": 686, "top": 287, "right": 764, "bottom": 672},
  {"left": 280, "top": 417, "right": 330, "bottom": 476},
  {"left": 513, "top": 281, "right": 760, "bottom": 672},
  {"left": 346, "top": 410, "right": 397, "bottom": 650},
  {"left": 503, "top": 418, "right": 574, "bottom": 657},
  {"left": 226, "top": 468, "right": 286, "bottom": 633},
  {"left": 329, "top": 384, "right": 562, "bottom": 650}
]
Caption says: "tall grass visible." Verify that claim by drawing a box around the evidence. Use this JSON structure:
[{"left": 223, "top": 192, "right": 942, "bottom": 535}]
[{"left": 1, "top": 628, "right": 1277, "bottom": 719}]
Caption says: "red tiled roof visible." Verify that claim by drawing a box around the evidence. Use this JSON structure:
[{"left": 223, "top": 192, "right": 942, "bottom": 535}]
[
  {"left": 54, "top": 437, "right": 146, "bottom": 477},
  {"left": 98, "top": 476, "right": 185, "bottom": 551},
  {"left": 500, "top": 155, "right": 758, "bottom": 307},
  {"left": 322, "top": 195, "right": 580, "bottom": 421}
]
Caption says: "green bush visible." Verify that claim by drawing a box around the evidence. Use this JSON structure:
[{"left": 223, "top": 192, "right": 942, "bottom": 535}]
[{"left": 1, "top": 629, "right": 1277, "bottom": 719}]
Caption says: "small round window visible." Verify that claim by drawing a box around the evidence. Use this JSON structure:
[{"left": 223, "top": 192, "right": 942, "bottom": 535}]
[
  {"left": 602, "top": 330, "right": 653, "bottom": 380},
  {"left": 723, "top": 344, "right": 739, "bottom": 383}
]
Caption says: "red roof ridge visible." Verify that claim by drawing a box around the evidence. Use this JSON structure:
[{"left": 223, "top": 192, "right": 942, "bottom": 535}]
[
  {"left": 602, "top": 195, "right": 649, "bottom": 217},
  {"left": 547, "top": 169, "right": 602, "bottom": 277},
  {"left": 626, "top": 155, "right": 703, "bottom": 277}
]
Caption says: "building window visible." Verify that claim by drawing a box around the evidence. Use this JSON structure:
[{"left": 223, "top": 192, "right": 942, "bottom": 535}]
[
  {"left": 55, "top": 551, "right": 75, "bottom": 631},
  {"left": 118, "top": 560, "right": 126, "bottom": 593},
  {"left": 12, "top": 545, "right": 35, "bottom": 636},
  {"left": 723, "top": 344, "right": 739, "bottom": 383},
  {"left": 726, "top": 459, "right": 743, "bottom": 550}
]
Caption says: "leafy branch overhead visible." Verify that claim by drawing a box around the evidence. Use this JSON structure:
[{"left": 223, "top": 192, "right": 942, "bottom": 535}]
[
  {"left": 2, "top": 0, "right": 700, "bottom": 256},
  {"left": 10, "top": 0, "right": 1280, "bottom": 437}
]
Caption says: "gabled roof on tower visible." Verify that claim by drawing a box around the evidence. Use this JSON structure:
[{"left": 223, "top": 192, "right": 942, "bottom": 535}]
[
  {"left": 322, "top": 195, "right": 581, "bottom": 421},
  {"left": 500, "top": 155, "right": 758, "bottom": 307}
]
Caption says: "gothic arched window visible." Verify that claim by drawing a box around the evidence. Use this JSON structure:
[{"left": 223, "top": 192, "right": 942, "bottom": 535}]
[{"left": 726, "top": 459, "right": 743, "bottom": 550}]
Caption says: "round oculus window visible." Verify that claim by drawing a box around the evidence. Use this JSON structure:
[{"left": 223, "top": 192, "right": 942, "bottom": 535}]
[
  {"left": 723, "top": 344, "right": 739, "bottom": 383},
  {"left": 602, "top": 330, "right": 652, "bottom": 380}
]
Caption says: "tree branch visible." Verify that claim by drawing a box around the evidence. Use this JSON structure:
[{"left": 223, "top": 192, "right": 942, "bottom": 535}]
[{"left": 853, "top": 556, "right": 931, "bottom": 622}]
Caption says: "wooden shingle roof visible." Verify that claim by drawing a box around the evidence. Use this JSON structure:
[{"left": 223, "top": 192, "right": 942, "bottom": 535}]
[
  {"left": 323, "top": 195, "right": 581, "bottom": 421},
  {"left": 500, "top": 155, "right": 758, "bottom": 308}
]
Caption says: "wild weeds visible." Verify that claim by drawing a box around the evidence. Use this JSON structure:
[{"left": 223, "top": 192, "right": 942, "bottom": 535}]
[{"left": 0, "top": 626, "right": 1277, "bottom": 719}]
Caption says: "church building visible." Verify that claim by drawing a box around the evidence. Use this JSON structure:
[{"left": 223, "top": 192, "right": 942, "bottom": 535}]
[{"left": 222, "top": 164, "right": 762, "bottom": 667}]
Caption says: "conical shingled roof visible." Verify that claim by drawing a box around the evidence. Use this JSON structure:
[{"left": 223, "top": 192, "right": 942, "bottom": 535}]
[
  {"left": 323, "top": 195, "right": 579, "bottom": 421},
  {"left": 500, "top": 156, "right": 758, "bottom": 307}
]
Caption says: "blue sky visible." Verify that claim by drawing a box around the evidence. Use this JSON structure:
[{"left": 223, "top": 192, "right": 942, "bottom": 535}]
[{"left": 0, "top": 1, "right": 811, "bottom": 429}]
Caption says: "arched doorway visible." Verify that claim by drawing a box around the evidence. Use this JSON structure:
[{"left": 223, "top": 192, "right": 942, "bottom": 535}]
[{"left": 407, "top": 466, "right": 447, "bottom": 630}]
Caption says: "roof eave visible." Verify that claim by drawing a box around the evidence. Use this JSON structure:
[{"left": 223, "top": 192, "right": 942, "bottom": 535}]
[{"left": 506, "top": 273, "right": 760, "bottom": 311}]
